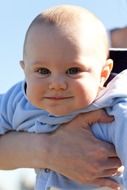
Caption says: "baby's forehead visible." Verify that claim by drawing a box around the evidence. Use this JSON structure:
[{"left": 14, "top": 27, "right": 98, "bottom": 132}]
[
  {"left": 27, "top": 8, "right": 106, "bottom": 46},
  {"left": 27, "top": 5, "right": 105, "bottom": 36},
  {"left": 23, "top": 5, "right": 109, "bottom": 60}
]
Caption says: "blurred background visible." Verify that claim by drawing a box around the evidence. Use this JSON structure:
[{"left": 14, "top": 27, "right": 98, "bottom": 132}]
[
  {"left": 0, "top": 0, "right": 127, "bottom": 189},
  {"left": 0, "top": 169, "right": 35, "bottom": 190}
]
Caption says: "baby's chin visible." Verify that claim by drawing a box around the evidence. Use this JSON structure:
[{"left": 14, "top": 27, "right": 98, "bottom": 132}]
[
  {"left": 48, "top": 111, "right": 71, "bottom": 117},
  {"left": 47, "top": 108, "right": 74, "bottom": 116},
  {"left": 47, "top": 107, "right": 86, "bottom": 116},
  {"left": 46, "top": 104, "right": 92, "bottom": 116}
]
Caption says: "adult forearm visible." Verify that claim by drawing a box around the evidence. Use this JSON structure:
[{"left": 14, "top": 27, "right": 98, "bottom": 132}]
[
  {"left": 0, "top": 132, "right": 50, "bottom": 169},
  {"left": 0, "top": 110, "right": 121, "bottom": 189}
]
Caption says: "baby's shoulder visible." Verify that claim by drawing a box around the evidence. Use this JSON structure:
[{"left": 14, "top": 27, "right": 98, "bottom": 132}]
[{"left": 0, "top": 81, "right": 25, "bottom": 110}]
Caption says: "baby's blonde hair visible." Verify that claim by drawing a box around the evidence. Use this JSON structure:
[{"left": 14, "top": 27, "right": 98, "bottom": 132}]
[{"left": 23, "top": 5, "right": 109, "bottom": 60}]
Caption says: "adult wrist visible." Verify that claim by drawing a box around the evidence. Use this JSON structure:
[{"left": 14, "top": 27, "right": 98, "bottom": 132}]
[{"left": 32, "top": 133, "right": 52, "bottom": 169}]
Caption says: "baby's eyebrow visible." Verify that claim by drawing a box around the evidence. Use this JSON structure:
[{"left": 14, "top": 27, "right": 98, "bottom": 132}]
[
  {"left": 31, "top": 61, "right": 47, "bottom": 66},
  {"left": 67, "top": 61, "right": 89, "bottom": 68}
]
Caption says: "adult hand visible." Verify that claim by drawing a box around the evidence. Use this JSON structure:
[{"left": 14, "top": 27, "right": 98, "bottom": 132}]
[
  {"left": 0, "top": 110, "right": 121, "bottom": 189},
  {"left": 48, "top": 110, "right": 121, "bottom": 189}
]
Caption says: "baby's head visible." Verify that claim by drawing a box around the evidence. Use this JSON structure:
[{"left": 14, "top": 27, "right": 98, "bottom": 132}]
[{"left": 20, "top": 5, "right": 113, "bottom": 116}]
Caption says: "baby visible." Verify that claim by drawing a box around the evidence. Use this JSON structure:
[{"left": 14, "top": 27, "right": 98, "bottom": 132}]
[{"left": 0, "top": 4, "right": 127, "bottom": 190}]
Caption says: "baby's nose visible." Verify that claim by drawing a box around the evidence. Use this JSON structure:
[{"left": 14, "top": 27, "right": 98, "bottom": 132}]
[{"left": 49, "top": 76, "right": 67, "bottom": 90}]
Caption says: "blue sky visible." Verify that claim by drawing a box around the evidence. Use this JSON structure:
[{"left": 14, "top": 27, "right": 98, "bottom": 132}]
[
  {"left": 0, "top": 0, "right": 127, "bottom": 189},
  {"left": 1, "top": 0, "right": 127, "bottom": 93}
]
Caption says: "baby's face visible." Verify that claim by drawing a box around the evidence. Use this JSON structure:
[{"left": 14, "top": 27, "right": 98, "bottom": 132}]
[{"left": 22, "top": 24, "right": 107, "bottom": 116}]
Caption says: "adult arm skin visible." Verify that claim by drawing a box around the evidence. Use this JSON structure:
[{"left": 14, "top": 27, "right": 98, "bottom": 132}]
[{"left": 0, "top": 110, "right": 121, "bottom": 189}]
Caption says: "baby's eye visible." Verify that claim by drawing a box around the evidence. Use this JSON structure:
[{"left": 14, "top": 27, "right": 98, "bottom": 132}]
[
  {"left": 66, "top": 67, "right": 81, "bottom": 75},
  {"left": 36, "top": 68, "right": 51, "bottom": 76}
]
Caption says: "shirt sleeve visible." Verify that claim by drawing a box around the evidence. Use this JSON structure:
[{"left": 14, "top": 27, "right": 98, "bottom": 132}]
[
  {"left": 108, "top": 99, "right": 127, "bottom": 187},
  {"left": 0, "top": 82, "right": 22, "bottom": 134},
  {"left": 107, "top": 100, "right": 127, "bottom": 166},
  {"left": 92, "top": 98, "right": 127, "bottom": 187},
  {"left": 0, "top": 94, "right": 13, "bottom": 134}
]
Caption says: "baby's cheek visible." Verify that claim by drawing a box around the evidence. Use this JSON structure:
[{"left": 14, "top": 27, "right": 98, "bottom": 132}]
[{"left": 76, "top": 84, "right": 98, "bottom": 106}]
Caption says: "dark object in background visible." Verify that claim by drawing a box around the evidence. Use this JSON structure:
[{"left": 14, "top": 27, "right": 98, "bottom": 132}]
[
  {"left": 105, "top": 48, "right": 127, "bottom": 86},
  {"left": 110, "top": 48, "right": 127, "bottom": 73}
]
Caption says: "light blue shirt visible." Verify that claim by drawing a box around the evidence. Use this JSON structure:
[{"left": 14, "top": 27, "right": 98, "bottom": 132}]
[{"left": 1, "top": 70, "right": 127, "bottom": 189}]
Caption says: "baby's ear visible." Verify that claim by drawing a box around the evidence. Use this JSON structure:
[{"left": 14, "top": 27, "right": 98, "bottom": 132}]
[
  {"left": 100, "top": 59, "right": 113, "bottom": 86},
  {"left": 20, "top": 60, "right": 25, "bottom": 70}
]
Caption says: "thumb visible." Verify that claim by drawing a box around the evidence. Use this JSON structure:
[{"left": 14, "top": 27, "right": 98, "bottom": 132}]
[{"left": 83, "top": 109, "right": 114, "bottom": 125}]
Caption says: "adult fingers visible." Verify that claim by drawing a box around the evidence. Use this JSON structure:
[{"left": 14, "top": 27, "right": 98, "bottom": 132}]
[
  {"left": 99, "top": 168, "right": 123, "bottom": 178},
  {"left": 76, "top": 109, "right": 114, "bottom": 126},
  {"left": 93, "top": 178, "right": 121, "bottom": 189},
  {"left": 99, "top": 157, "right": 121, "bottom": 170},
  {"left": 95, "top": 140, "right": 117, "bottom": 158}
]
